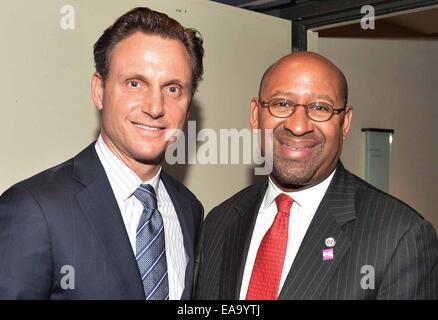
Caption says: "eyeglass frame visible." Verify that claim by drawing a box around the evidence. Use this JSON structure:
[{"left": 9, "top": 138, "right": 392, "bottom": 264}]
[{"left": 257, "top": 97, "right": 349, "bottom": 122}]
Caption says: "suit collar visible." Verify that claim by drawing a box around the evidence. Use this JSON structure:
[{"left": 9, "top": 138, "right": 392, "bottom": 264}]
[
  {"left": 263, "top": 169, "right": 336, "bottom": 216},
  {"left": 94, "top": 134, "right": 162, "bottom": 201},
  {"left": 72, "top": 143, "right": 146, "bottom": 299},
  {"left": 160, "top": 170, "right": 196, "bottom": 300},
  {"left": 233, "top": 180, "right": 268, "bottom": 216},
  {"left": 322, "top": 162, "right": 357, "bottom": 226},
  {"left": 220, "top": 163, "right": 357, "bottom": 300},
  {"left": 72, "top": 142, "right": 102, "bottom": 187},
  {"left": 279, "top": 162, "right": 357, "bottom": 299},
  {"left": 72, "top": 144, "right": 199, "bottom": 299},
  {"left": 220, "top": 180, "right": 268, "bottom": 299}
]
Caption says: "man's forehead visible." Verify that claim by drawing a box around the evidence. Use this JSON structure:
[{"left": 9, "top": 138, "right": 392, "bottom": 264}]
[
  {"left": 108, "top": 34, "right": 191, "bottom": 76},
  {"left": 262, "top": 56, "right": 343, "bottom": 97},
  {"left": 272, "top": 57, "right": 340, "bottom": 80},
  {"left": 263, "top": 66, "right": 341, "bottom": 90}
]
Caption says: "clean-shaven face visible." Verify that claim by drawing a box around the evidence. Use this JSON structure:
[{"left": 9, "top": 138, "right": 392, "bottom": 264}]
[{"left": 94, "top": 32, "right": 192, "bottom": 165}]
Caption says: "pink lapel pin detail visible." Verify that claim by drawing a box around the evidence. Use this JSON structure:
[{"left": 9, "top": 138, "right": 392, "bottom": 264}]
[{"left": 322, "top": 248, "right": 334, "bottom": 261}]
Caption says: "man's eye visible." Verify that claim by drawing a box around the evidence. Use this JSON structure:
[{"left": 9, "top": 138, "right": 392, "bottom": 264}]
[
  {"left": 167, "top": 86, "right": 181, "bottom": 94},
  {"left": 312, "top": 103, "right": 331, "bottom": 112},
  {"left": 279, "top": 101, "right": 289, "bottom": 107},
  {"left": 272, "top": 100, "right": 290, "bottom": 108},
  {"left": 128, "top": 81, "right": 140, "bottom": 88}
]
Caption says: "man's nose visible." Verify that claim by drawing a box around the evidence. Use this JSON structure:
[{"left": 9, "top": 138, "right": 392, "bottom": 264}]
[
  {"left": 141, "top": 88, "right": 165, "bottom": 119},
  {"left": 282, "top": 105, "right": 314, "bottom": 136}
]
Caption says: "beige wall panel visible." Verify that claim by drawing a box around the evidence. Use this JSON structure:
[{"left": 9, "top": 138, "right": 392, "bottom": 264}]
[
  {"left": 318, "top": 37, "right": 438, "bottom": 230},
  {"left": 0, "top": 0, "right": 291, "bottom": 213}
]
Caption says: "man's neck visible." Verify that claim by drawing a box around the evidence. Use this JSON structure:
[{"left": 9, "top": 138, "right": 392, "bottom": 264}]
[{"left": 101, "top": 133, "right": 161, "bottom": 182}]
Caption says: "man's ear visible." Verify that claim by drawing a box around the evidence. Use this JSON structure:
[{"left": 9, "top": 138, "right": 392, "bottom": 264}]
[
  {"left": 250, "top": 98, "right": 260, "bottom": 130},
  {"left": 91, "top": 72, "right": 104, "bottom": 111},
  {"left": 342, "top": 105, "right": 353, "bottom": 140}
]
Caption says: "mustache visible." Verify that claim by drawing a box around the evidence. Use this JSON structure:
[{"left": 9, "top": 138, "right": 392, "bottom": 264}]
[{"left": 273, "top": 127, "right": 324, "bottom": 146}]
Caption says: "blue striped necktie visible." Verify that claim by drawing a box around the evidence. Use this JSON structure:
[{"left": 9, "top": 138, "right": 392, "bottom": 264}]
[{"left": 133, "top": 184, "right": 169, "bottom": 300}]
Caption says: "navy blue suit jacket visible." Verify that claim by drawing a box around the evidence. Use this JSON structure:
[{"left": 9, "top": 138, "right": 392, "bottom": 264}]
[{"left": 0, "top": 143, "right": 203, "bottom": 299}]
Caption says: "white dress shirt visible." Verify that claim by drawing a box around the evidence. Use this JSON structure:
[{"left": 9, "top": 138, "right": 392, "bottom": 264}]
[
  {"left": 239, "top": 170, "right": 336, "bottom": 299},
  {"left": 95, "top": 135, "right": 186, "bottom": 300}
]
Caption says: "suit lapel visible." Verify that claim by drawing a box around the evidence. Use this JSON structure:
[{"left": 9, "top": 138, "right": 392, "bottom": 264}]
[
  {"left": 279, "top": 164, "right": 356, "bottom": 299},
  {"left": 220, "top": 181, "right": 268, "bottom": 299},
  {"left": 72, "top": 144, "right": 145, "bottom": 299},
  {"left": 160, "top": 171, "right": 195, "bottom": 300}
]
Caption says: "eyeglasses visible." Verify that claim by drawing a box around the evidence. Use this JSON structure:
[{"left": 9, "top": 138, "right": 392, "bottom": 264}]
[{"left": 258, "top": 97, "right": 348, "bottom": 122}]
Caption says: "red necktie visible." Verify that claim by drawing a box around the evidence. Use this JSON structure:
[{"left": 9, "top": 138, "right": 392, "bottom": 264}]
[{"left": 246, "top": 193, "right": 293, "bottom": 300}]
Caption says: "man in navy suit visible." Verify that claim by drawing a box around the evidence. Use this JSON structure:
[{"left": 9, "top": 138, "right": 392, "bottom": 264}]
[{"left": 0, "top": 7, "right": 204, "bottom": 299}]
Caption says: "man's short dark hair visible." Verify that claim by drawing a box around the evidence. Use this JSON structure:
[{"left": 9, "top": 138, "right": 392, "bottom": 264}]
[{"left": 94, "top": 7, "right": 204, "bottom": 96}]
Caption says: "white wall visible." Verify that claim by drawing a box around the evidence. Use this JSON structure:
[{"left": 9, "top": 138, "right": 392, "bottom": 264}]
[
  {"left": 318, "top": 37, "right": 438, "bottom": 230},
  {"left": 0, "top": 0, "right": 291, "bottom": 213}
]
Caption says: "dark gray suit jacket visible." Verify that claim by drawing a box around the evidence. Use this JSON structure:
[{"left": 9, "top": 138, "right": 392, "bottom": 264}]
[
  {"left": 194, "top": 163, "right": 438, "bottom": 299},
  {"left": 0, "top": 143, "right": 203, "bottom": 299}
]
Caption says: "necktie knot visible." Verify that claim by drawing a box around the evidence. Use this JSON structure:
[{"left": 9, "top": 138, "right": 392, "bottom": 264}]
[
  {"left": 275, "top": 193, "right": 293, "bottom": 217},
  {"left": 134, "top": 184, "right": 158, "bottom": 211}
]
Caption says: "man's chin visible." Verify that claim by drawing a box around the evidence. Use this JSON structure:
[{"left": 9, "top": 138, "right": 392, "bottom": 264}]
[
  {"left": 133, "top": 151, "right": 165, "bottom": 166},
  {"left": 273, "top": 175, "right": 311, "bottom": 190},
  {"left": 271, "top": 164, "right": 316, "bottom": 191}
]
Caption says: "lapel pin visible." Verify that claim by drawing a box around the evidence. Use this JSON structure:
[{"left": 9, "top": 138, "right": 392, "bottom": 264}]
[
  {"left": 325, "top": 237, "right": 336, "bottom": 248},
  {"left": 322, "top": 248, "right": 334, "bottom": 261}
]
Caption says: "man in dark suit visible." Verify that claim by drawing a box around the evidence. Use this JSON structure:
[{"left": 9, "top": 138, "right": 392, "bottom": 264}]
[
  {"left": 194, "top": 52, "right": 438, "bottom": 299},
  {"left": 0, "top": 7, "right": 204, "bottom": 299}
]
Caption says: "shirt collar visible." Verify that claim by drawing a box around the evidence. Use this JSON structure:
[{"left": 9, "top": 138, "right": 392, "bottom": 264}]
[
  {"left": 95, "top": 134, "right": 161, "bottom": 202},
  {"left": 261, "top": 169, "right": 336, "bottom": 216}
]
